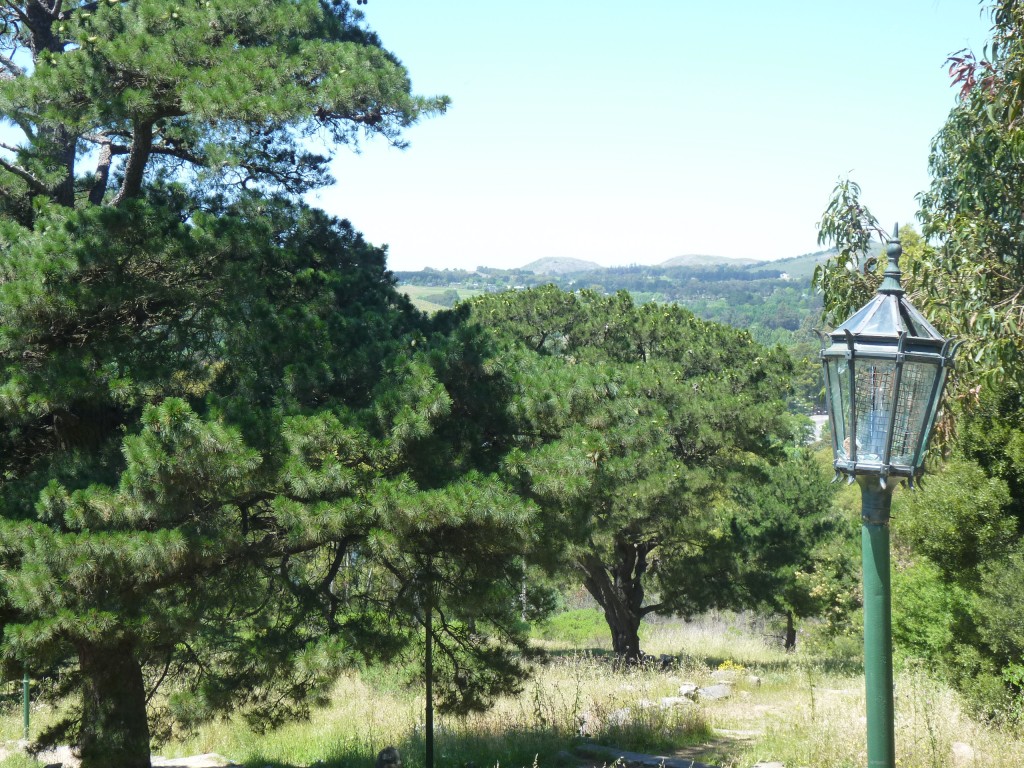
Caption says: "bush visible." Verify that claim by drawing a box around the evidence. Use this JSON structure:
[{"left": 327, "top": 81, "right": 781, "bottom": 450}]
[{"left": 533, "top": 609, "right": 608, "bottom": 647}]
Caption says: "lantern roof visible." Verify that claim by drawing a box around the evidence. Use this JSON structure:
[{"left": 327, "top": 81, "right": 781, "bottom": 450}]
[{"left": 829, "top": 226, "right": 946, "bottom": 350}]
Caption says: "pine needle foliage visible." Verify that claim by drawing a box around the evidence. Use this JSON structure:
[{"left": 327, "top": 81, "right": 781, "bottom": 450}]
[
  {"left": 0, "top": 4, "right": 532, "bottom": 768},
  {"left": 467, "top": 286, "right": 805, "bottom": 660}
]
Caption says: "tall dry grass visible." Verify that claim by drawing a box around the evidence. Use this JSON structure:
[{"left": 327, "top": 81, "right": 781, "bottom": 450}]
[{"left": 3, "top": 612, "right": 1024, "bottom": 768}]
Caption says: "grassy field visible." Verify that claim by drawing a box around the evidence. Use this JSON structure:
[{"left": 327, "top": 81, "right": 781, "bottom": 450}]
[
  {"left": 4, "top": 612, "right": 1024, "bottom": 768},
  {"left": 398, "top": 285, "right": 485, "bottom": 314}
]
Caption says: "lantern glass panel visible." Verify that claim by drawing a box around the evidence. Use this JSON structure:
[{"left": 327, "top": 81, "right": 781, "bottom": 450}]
[
  {"left": 829, "top": 358, "right": 851, "bottom": 460},
  {"left": 854, "top": 361, "right": 897, "bottom": 461},
  {"left": 889, "top": 362, "right": 939, "bottom": 465}
]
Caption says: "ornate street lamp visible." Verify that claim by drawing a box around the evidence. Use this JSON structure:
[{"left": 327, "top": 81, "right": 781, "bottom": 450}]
[{"left": 819, "top": 226, "right": 958, "bottom": 768}]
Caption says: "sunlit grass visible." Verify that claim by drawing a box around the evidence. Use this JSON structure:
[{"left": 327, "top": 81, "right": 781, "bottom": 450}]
[{"left": 3, "top": 614, "right": 1024, "bottom": 767}]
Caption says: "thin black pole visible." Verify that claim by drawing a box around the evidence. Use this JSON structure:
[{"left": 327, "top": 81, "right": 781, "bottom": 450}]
[
  {"left": 425, "top": 595, "right": 434, "bottom": 768},
  {"left": 22, "top": 666, "right": 29, "bottom": 740}
]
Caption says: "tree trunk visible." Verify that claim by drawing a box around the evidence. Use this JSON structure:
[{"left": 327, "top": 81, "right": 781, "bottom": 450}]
[
  {"left": 579, "top": 537, "right": 656, "bottom": 662},
  {"left": 784, "top": 610, "right": 797, "bottom": 652},
  {"left": 77, "top": 640, "right": 152, "bottom": 768}
]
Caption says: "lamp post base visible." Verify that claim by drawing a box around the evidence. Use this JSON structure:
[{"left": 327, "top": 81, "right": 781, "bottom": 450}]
[{"left": 860, "top": 478, "right": 896, "bottom": 768}]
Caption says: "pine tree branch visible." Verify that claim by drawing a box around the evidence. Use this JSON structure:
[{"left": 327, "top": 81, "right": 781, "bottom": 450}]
[
  {"left": 150, "top": 143, "right": 205, "bottom": 166},
  {"left": 56, "top": 0, "right": 100, "bottom": 19},
  {"left": 639, "top": 602, "right": 664, "bottom": 617},
  {"left": 144, "top": 651, "right": 173, "bottom": 706},
  {"left": 0, "top": 156, "right": 47, "bottom": 195},
  {"left": 89, "top": 139, "right": 113, "bottom": 205},
  {"left": 110, "top": 119, "right": 153, "bottom": 205},
  {"left": 0, "top": 52, "right": 24, "bottom": 78},
  {"left": 1, "top": 2, "right": 30, "bottom": 27},
  {"left": 83, "top": 133, "right": 128, "bottom": 206}
]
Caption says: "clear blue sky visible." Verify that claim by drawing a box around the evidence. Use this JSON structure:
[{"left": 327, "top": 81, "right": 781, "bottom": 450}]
[{"left": 311, "top": 1, "right": 993, "bottom": 272}]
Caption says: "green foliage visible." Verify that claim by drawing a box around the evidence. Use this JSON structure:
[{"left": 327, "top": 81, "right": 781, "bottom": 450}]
[
  {"left": 892, "top": 558, "right": 963, "bottom": 662},
  {"left": 914, "top": 3, "right": 1024, "bottom": 390},
  {"left": 889, "top": 454, "right": 1023, "bottom": 715},
  {"left": 0, "top": 3, "right": 528, "bottom": 761},
  {"left": 0, "top": 0, "right": 539, "bottom": 760},
  {"left": 1, "top": 192, "right": 541, "bottom": 762},
  {"left": 0, "top": 0, "right": 446, "bottom": 213},
  {"left": 894, "top": 459, "right": 1014, "bottom": 582},
  {"left": 467, "top": 286, "right": 815, "bottom": 658},
  {"left": 534, "top": 609, "right": 609, "bottom": 647},
  {"left": 728, "top": 448, "right": 850, "bottom": 625},
  {"left": 812, "top": 178, "right": 887, "bottom": 327}
]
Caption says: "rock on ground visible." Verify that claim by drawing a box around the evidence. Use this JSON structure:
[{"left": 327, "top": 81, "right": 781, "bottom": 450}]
[
  {"left": 575, "top": 742, "right": 717, "bottom": 768},
  {"left": 152, "top": 754, "right": 236, "bottom": 768},
  {"left": 697, "top": 683, "right": 733, "bottom": 701},
  {"left": 678, "top": 682, "right": 699, "bottom": 698},
  {"left": 951, "top": 742, "right": 976, "bottom": 762}
]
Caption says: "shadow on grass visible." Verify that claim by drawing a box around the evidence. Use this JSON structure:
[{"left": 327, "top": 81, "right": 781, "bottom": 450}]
[
  {"left": 236, "top": 719, "right": 723, "bottom": 768},
  {"left": 541, "top": 645, "right": 862, "bottom": 679},
  {"left": 238, "top": 727, "right": 579, "bottom": 768}
]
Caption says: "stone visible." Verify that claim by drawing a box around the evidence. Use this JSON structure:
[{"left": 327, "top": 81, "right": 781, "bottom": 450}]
[
  {"left": 951, "top": 742, "right": 975, "bottom": 762},
  {"left": 574, "top": 743, "right": 717, "bottom": 768},
  {"left": 152, "top": 755, "right": 236, "bottom": 768},
  {"left": 751, "top": 762, "right": 785, "bottom": 768},
  {"left": 697, "top": 683, "right": 733, "bottom": 701},
  {"left": 678, "top": 682, "right": 699, "bottom": 698}
]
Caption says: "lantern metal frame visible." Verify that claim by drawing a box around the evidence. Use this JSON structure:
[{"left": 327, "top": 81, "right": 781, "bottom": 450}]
[{"left": 819, "top": 227, "right": 959, "bottom": 488}]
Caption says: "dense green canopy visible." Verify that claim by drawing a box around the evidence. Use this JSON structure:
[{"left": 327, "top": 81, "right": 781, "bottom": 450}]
[
  {"left": 467, "top": 287, "right": 829, "bottom": 658},
  {"left": 0, "top": 4, "right": 534, "bottom": 768}
]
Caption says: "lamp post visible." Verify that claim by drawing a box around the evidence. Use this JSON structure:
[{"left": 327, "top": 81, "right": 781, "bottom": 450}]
[{"left": 819, "top": 226, "right": 958, "bottom": 768}]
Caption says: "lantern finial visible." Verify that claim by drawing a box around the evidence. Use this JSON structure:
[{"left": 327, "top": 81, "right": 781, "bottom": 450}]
[{"left": 879, "top": 224, "right": 903, "bottom": 296}]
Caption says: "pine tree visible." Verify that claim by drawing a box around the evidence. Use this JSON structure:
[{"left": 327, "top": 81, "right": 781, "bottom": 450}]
[
  {"left": 0, "top": 4, "right": 532, "bottom": 767},
  {"left": 469, "top": 287, "right": 806, "bottom": 660}
]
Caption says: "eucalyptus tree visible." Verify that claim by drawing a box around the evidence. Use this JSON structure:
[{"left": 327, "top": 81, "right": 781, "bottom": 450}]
[
  {"left": 812, "top": 0, "right": 1024, "bottom": 711},
  {"left": 468, "top": 287, "right": 814, "bottom": 659},
  {"left": 815, "top": 2, "right": 1024, "bottom": 394},
  {"left": 0, "top": 4, "right": 537, "bottom": 768}
]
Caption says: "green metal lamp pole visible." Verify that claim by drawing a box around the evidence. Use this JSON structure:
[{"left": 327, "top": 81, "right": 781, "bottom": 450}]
[
  {"left": 820, "top": 226, "right": 957, "bottom": 768},
  {"left": 860, "top": 480, "right": 895, "bottom": 768}
]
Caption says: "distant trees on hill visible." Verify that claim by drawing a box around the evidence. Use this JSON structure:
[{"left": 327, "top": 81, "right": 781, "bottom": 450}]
[{"left": 396, "top": 264, "right": 821, "bottom": 333}]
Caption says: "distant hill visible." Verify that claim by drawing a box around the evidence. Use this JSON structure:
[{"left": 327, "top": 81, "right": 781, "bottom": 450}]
[
  {"left": 521, "top": 257, "right": 604, "bottom": 275},
  {"left": 760, "top": 249, "right": 834, "bottom": 281},
  {"left": 660, "top": 254, "right": 759, "bottom": 269}
]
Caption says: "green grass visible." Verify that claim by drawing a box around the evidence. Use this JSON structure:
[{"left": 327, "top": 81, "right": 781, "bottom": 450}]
[
  {"left": 5, "top": 613, "right": 1024, "bottom": 768},
  {"left": 531, "top": 608, "right": 609, "bottom": 648},
  {"left": 159, "top": 654, "right": 712, "bottom": 768},
  {"left": 0, "top": 757, "right": 39, "bottom": 768},
  {"left": 399, "top": 285, "right": 485, "bottom": 314}
]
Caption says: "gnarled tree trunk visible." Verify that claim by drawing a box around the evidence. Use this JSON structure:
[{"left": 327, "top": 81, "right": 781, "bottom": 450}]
[
  {"left": 784, "top": 610, "right": 797, "bottom": 652},
  {"left": 77, "top": 639, "right": 152, "bottom": 768},
  {"left": 579, "top": 537, "right": 659, "bottom": 662}
]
